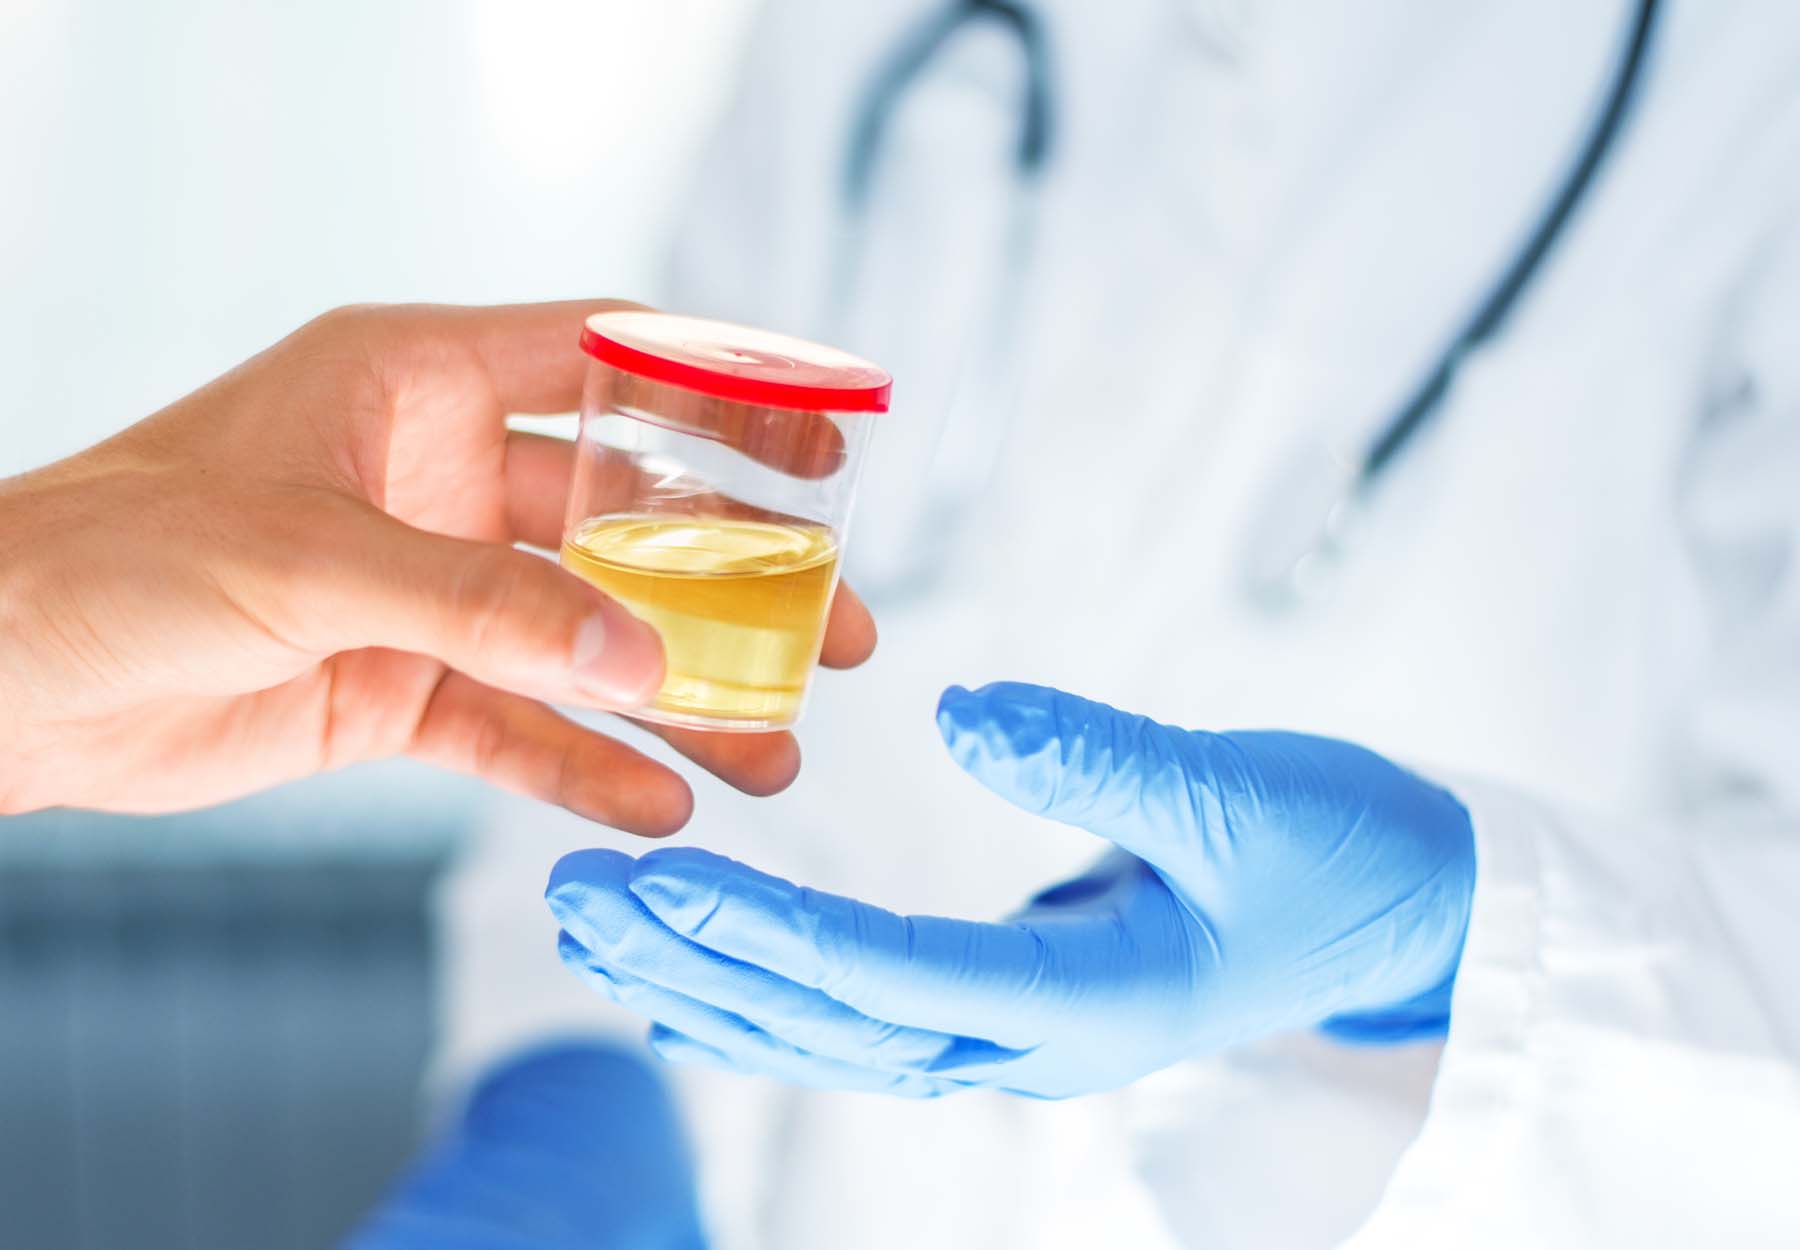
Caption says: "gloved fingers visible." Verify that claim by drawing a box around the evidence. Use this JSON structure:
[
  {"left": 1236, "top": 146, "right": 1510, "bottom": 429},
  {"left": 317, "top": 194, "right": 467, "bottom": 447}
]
[
  {"left": 557, "top": 935, "right": 955, "bottom": 1098},
  {"left": 547, "top": 850, "right": 994, "bottom": 1072},
  {"left": 625, "top": 847, "right": 1064, "bottom": 1044},
  {"left": 588, "top": 936, "right": 1044, "bottom": 1091},
  {"left": 556, "top": 930, "right": 768, "bottom": 1051},
  {"left": 647, "top": 1024, "right": 962, "bottom": 1100},
  {"left": 936, "top": 681, "right": 1220, "bottom": 873}
]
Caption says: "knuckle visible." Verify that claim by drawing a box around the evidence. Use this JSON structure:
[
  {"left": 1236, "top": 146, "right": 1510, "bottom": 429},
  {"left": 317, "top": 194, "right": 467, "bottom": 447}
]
[
  {"left": 551, "top": 737, "right": 585, "bottom": 815},
  {"left": 452, "top": 550, "right": 534, "bottom": 657},
  {"left": 453, "top": 551, "right": 581, "bottom": 668},
  {"left": 463, "top": 702, "right": 514, "bottom": 780},
  {"left": 258, "top": 493, "right": 346, "bottom": 598},
  {"left": 300, "top": 304, "right": 386, "bottom": 354},
  {"left": 311, "top": 303, "right": 387, "bottom": 336},
  {"left": 297, "top": 306, "right": 417, "bottom": 404}
]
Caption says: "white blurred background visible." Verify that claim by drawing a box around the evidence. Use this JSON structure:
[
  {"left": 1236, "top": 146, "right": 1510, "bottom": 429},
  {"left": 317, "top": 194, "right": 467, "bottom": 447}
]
[
  {"left": 0, "top": 0, "right": 756, "bottom": 846},
  {"left": 0, "top": 7, "right": 754, "bottom": 1246},
  {"left": 0, "top": 0, "right": 752, "bottom": 473}
]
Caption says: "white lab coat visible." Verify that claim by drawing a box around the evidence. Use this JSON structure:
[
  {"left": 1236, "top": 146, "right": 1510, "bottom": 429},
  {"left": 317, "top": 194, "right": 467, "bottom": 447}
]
[{"left": 431, "top": 1, "right": 1800, "bottom": 1245}]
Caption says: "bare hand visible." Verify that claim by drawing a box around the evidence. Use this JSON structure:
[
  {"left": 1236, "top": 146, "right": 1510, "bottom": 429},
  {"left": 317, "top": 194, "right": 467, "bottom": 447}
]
[{"left": 0, "top": 303, "right": 876, "bottom": 831}]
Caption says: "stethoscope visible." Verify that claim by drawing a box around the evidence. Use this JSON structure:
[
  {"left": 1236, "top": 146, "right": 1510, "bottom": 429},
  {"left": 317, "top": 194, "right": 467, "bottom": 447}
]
[{"left": 836, "top": 0, "right": 1662, "bottom": 610}]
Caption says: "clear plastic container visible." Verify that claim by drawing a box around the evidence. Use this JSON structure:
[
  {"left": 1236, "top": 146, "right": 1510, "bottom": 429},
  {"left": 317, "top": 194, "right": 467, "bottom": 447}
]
[{"left": 562, "top": 310, "right": 890, "bottom": 732}]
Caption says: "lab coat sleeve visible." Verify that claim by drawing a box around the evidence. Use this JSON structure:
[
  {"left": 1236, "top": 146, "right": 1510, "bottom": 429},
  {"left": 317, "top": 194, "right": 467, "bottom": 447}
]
[
  {"left": 1344, "top": 783, "right": 1800, "bottom": 1248},
  {"left": 1346, "top": 228, "right": 1800, "bottom": 1248}
]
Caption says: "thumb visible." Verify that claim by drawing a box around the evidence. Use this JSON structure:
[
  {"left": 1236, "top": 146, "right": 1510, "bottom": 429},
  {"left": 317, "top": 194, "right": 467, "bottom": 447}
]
[
  {"left": 295, "top": 502, "right": 665, "bottom": 708},
  {"left": 936, "top": 682, "right": 1220, "bottom": 868}
]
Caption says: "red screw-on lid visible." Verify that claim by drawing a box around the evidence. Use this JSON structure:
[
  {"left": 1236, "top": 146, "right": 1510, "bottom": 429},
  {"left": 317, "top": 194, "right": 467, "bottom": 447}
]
[{"left": 579, "top": 310, "right": 891, "bottom": 414}]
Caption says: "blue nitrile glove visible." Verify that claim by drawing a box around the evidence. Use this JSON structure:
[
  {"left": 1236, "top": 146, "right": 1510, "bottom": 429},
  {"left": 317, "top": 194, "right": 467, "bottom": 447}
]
[
  {"left": 343, "top": 1043, "right": 707, "bottom": 1250},
  {"left": 546, "top": 682, "right": 1477, "bottom": 1100}
]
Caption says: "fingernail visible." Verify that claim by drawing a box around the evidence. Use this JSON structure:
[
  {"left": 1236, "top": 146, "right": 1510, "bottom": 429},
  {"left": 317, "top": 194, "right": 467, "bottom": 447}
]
[{"left": 571, "top": 602, "right": 665, "bottom": 707}]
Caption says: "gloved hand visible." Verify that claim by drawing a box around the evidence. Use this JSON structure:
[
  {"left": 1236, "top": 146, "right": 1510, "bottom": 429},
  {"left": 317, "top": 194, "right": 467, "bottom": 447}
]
[
  {"left": 344, "top": 1043, "right": 707, "bottom": 1250},
  {"left": 546, "top": 682, "right": 1477, "bottom": 1099}
]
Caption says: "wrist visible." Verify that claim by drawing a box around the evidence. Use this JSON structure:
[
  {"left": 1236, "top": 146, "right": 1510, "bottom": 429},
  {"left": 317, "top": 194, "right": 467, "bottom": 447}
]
[
  {"left": 1320, "top": 784, "right": 1477, "bottom": 1045},
  {"left": 1318, "top": 957, "right": 1464, "bottom": 1045}
]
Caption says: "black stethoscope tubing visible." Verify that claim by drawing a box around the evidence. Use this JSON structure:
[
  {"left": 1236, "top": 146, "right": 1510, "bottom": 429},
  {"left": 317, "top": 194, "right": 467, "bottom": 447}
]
[
  {"left": 842, "top": 0, "right": 1663, "bottom": 495},
  {"left": 1360, "top": 0, "right": 1662, "bottom": 485},
  {"left": 844, "top": 0, "right": 1055, "bottom": 212}
]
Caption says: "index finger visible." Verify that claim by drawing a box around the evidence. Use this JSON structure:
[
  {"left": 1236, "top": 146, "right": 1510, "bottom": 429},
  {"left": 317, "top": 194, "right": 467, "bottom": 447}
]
[{"left": 416, "top": 299, "right": 649, "bottom": 414}]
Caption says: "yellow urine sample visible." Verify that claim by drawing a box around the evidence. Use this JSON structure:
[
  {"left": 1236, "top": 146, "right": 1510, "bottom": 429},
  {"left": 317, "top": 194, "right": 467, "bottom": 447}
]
[{"left": 561, "top": 514, "right": 840, "bottom": 730}]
